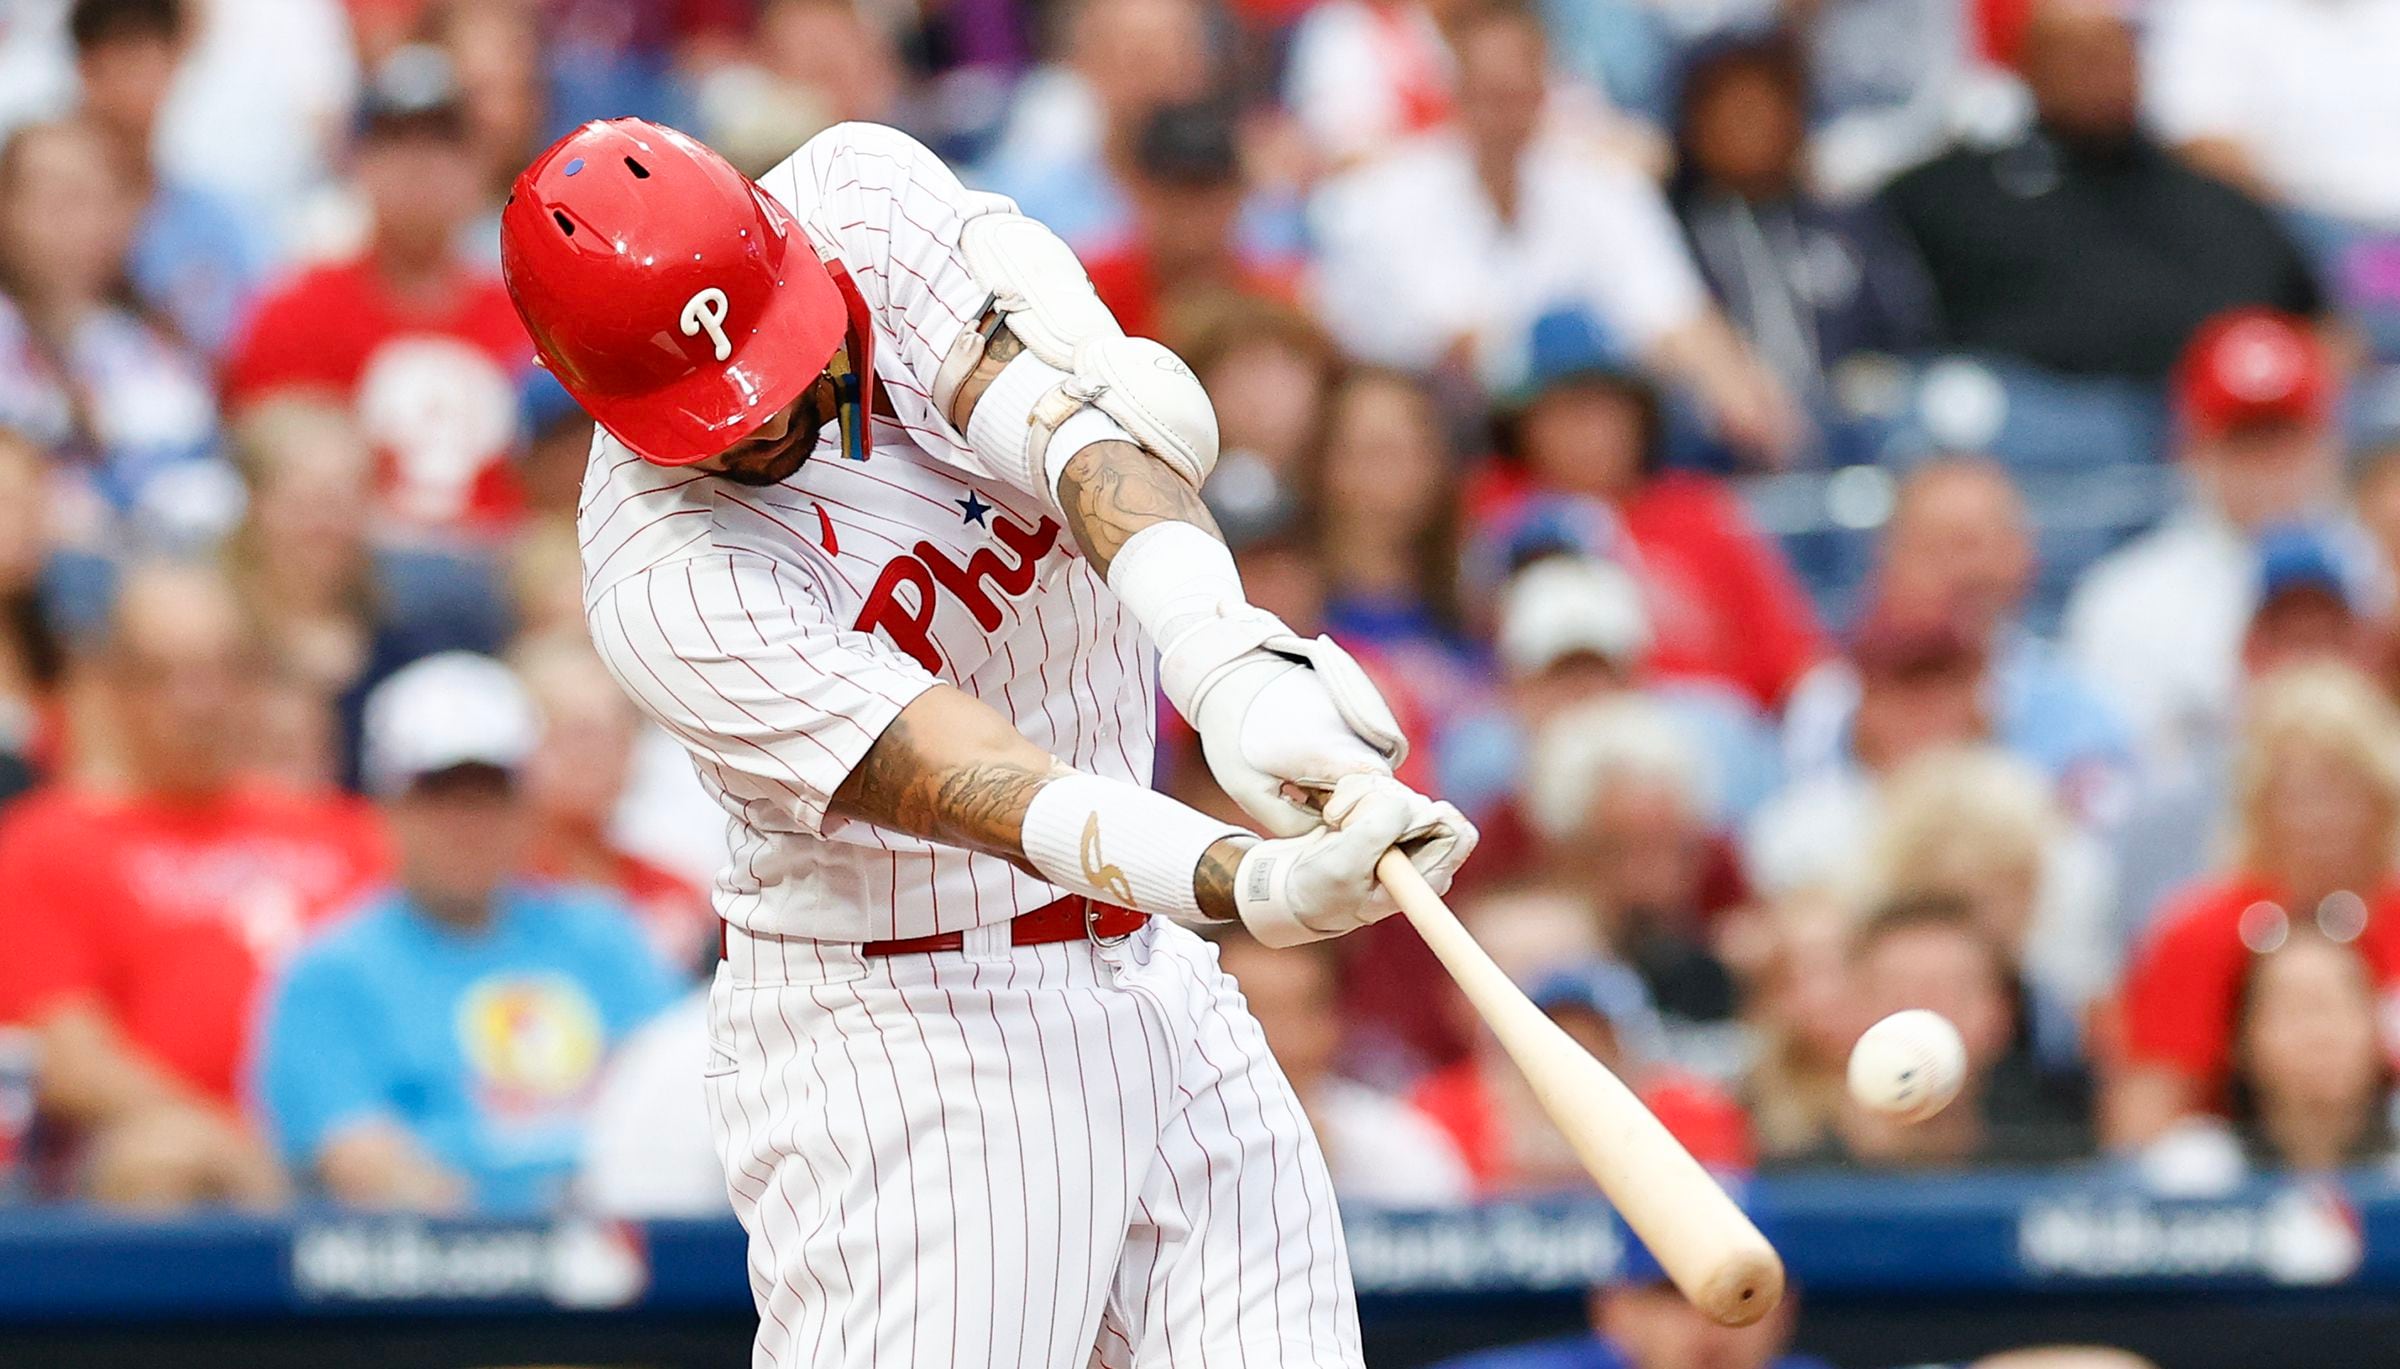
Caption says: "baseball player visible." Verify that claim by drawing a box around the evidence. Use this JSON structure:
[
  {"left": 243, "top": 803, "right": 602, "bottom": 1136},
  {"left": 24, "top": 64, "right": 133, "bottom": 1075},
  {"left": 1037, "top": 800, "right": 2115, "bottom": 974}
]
[{"left": 499, "top": 118, "right": 1478, "bottom": 1368}]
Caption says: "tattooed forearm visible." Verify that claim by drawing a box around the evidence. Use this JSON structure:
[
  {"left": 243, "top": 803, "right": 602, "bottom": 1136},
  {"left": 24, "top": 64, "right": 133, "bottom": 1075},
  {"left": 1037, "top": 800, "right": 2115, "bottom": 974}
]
[
  {"left": 1054, "top": 440, "right": 1222, "bottom": 576},
  {"left": 943, "top": 313, "right": 1028, "bottom": 430},
  {"left": 831, "top": 687, "right": 1067, "bottom": 876},
  {"left": 1192, "top": 836, "right": 1256, "bottom": 922}
]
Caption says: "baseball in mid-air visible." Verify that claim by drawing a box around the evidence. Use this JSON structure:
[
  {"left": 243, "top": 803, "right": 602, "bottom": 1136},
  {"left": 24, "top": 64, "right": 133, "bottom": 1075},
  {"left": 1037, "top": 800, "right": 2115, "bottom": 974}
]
[{"left": 1847, "top": 1009, "right": 1967, "bottom": 1122}]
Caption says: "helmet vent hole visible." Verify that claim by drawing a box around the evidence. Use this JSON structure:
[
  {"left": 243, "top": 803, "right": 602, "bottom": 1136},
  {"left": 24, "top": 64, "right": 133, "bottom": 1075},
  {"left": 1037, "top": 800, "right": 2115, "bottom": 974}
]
[
  {"left": 624, "top": 157, "right": 650, "bottom": 179},
  {"left": 552, "top": 210, "right": 575, "bottom": 236}
]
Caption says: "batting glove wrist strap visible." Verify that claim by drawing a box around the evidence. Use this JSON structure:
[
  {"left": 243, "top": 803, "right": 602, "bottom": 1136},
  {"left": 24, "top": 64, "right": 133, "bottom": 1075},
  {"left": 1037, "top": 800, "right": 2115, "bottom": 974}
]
[
  {"left": 1233, "top": 773, "right": 1478, "bottom": 947},
  {"left": 1020, "top": 772, "right": 1246, "bottom": 923}
]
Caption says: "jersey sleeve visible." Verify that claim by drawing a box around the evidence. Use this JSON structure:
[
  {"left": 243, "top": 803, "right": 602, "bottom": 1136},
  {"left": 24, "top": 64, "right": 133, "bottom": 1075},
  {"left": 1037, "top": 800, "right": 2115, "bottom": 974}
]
[
  {"left": 764, "top": 123, "right": 1042, "bottom": 494},
  {"left": 585, "top": 551, "right": 940, "bottom": 837}
]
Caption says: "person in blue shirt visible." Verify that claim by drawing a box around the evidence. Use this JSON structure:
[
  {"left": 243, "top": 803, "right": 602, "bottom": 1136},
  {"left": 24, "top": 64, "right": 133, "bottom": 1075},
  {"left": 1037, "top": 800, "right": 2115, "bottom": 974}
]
[{"left": 253, "top": 652, "right": 676, "bottom": 1213}]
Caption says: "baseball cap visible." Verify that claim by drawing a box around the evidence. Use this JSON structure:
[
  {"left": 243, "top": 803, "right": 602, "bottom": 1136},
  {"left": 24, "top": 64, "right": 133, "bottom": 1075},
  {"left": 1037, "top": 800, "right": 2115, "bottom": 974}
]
[
  {"left": 357, "top": 44, "right": 467, "bottom": 141},
  {"left": 1527, "top": 958, "right": 1667, "bottom": 1062},
  {"left": 1848, "top": 605, "right": 1985, "bottom": 682},
  {"left": 2176, "top": 310, "right": 2333, "bottom": 440},
  {"left": 2256, "top": 524, "right": 2358, "bottom": 611},
  {"left": 1497, "top": 555, "right": 1652, "bottom": 676},
  {"left": 360, "top": 652, "right": 540, "bottom": 796}
]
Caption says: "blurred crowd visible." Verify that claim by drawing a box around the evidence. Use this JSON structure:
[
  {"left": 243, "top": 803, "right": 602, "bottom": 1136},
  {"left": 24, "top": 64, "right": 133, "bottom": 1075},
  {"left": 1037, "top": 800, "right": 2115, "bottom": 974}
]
[{"left": 4, "top": 0, "right": 2400, "bottom": 1325}]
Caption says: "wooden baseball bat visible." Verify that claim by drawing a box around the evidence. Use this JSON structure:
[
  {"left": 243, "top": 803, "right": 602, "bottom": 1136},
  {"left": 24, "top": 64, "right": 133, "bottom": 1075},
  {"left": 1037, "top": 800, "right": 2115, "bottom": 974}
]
[{"left": 1376, "top": 851, "right": 1786, "bottom": 1326}]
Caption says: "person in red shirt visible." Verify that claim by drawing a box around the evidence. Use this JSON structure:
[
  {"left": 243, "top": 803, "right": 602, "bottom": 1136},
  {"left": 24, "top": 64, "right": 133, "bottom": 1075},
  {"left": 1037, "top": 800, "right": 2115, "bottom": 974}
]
[
  {"left": 514, "top": 635, "right": 711, "bottom": 975},
  {"left": 2111, "top": 662, "right": 2400, "bottom": 1147},
  {"left": 0, "top": 563, "right": 389, "bottom": 1206},
  {"left": 221, "top": 49, "right": 530, "bottom": 537},
  {"left": 1470, "top": 363, "right": 1826, "bottom": 712}
]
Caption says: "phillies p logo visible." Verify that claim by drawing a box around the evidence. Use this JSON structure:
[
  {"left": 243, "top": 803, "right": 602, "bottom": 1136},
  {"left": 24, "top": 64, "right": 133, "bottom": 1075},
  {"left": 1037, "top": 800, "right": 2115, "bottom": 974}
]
[{"left": 681, "top": 287, "right": 732, "bottom": 361}]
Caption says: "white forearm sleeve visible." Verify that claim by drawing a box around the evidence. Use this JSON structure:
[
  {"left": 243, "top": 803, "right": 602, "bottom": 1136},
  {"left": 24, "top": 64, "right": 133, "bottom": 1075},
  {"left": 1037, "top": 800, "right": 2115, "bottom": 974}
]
[{"left": 1020, "top": 772, "right": 1246, "bottom": 922}]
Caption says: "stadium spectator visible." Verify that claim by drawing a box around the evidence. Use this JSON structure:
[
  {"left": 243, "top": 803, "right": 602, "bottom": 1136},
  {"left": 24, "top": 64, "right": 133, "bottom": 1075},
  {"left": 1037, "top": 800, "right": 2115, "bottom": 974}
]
[
  {"left": 1308, "top": 0, "right": 1799, "bottom": 462},
  {"left": 1169, "top": 293, "right": 1338, "bottom": 529},
  {"left": 68, "top": 0, "right": 265, "bottom": 355},
  {"left": 1782, "top": 458, "right": 2130, "bottom": 812},
  {"left": 0, "top": 117, "right": 232, "bottom": 558},
  {"left": 1415, "top": 954, "right": 1751, "bottom": 1195},
  {"left": 1804, "top": 894, "right": 2092, "bottom": 1169},
  {"left": 515, "top": 634, "right": 712, "bottom": 975},
  {"left": 1472, "top": 346, "right": 1826, "bottom": 711},
  {"left": 576, "top": 987, "right": 723, "bottom": 1217},
  {"left": 2064, "top": 312, "right": 2369, "bottom": 784},
  {"left": 1281, "top": 0, "right": 1454, "bottom": 170},
  {"left": 1215, "top": 929, "right": 1474, "bottom": 1207},
  {"left": 2111, "top": 527, "right": 2385, "bottom": 955},
  {"left": 1518, "top": 696, "right": 1741, "bottom": 1053},
  {"left": 690, "top": 0, "right": 907, "bottom": 177},
  {"left": 1081, "top": 102, "right": 1301, "bottom": 342},
  {"left": 0, "top": 563, "right": 388, "bottom": 1207},
  {"left": 978, "top": 0, "right": 1219, "bottom": 252},
  {"left": 1667, "top": 30, "right": 1937, "bottom": 404},
  {"left": 1307, "top": 369, "right": 1477, "bottom": 695},
  {"left": 1441, "top": 554, "right": 1780, "bottom": 829},
  {"left": 2143, "top": 0, "right": 2400, "bottom": 231},
  {"left": 1735, "top": 887, "right": 1864, "bottom": 1161},
  {"left": 223, "top": 46, "right": 531, "bottom": 540},
  {"left": 1876, "top": 0, "right": 2326, "bottom": 381},
  {"left": 432, "top": 0, "right": 550, "bottom": 218},
  {"left": 223, "top": 397, "right": 464, "bottom": 791},
  {"left": 1863, "top": 747, "right": 2115, "bottom": 1061},
  {"left": 2110, "top": 664, "right": 2400, "bottom": 1148},
  {"left": 1745, "top": 609, "right": 1989, "bottom": 897},
  {"left": 146, "top": 0, "right": 356, "bottom": 257},
  {"left": 253, "top": 653, "right": 674, "bottom": 1212},
  {"left": 0, "top": 427, "right": 61, "bottom": 805},
  {"left": 2229, "top": 925, "right": 2396, "bottom": 1173}
]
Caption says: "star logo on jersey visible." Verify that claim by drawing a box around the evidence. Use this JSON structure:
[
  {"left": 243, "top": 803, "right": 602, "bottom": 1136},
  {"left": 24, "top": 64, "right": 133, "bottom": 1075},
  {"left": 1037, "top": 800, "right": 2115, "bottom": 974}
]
[{"left": 956, "top": 491, "right": 993, "bottom": 526}]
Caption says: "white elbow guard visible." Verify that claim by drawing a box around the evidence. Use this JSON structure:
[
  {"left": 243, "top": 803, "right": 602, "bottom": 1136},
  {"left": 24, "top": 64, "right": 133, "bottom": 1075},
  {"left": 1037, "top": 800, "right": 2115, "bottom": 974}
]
[{"left": 937, "top": 205, "right": 1219, "bottom": 493}]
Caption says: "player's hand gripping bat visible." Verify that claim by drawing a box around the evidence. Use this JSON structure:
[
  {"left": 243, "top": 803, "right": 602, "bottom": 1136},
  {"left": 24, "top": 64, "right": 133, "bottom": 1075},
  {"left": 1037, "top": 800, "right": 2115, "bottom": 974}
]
[{"left": 1375, "top": 851, "right": 1786, "bottom": 1326}]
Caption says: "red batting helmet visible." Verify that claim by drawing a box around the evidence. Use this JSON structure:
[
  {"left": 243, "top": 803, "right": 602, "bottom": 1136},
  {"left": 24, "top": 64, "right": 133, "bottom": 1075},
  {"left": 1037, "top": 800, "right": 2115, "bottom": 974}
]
[{"left": 500, "top": 119, "right": 851, "bottom": 466}]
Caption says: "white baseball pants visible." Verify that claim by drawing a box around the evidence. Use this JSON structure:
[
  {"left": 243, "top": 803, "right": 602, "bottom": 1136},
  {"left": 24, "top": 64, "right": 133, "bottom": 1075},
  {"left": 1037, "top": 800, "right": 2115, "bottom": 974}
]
[{"left": 707, "top": 917, "right": 1365, "bottom": 1369}]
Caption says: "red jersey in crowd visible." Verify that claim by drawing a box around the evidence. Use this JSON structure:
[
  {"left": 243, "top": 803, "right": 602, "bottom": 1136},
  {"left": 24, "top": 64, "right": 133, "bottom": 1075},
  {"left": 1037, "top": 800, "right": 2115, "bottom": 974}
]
[
  {"left": 223, "top": 255, "right": 531, "bottom": 535},
  {"left": 1469, "top": 468, "right": 1828, "bottom": 711},
  {"left": 0, "top": 783, "right": 390, "bottom": 1105},
  {"left": 2118, "top": 874, "right": 2400, "bottom": 1100}
]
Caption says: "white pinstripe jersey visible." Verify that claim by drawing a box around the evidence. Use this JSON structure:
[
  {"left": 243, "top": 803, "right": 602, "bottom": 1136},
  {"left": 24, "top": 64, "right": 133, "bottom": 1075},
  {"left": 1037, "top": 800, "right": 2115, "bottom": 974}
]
[{"left": 580, "top": 123, "right": 1156, "bottom": 944}]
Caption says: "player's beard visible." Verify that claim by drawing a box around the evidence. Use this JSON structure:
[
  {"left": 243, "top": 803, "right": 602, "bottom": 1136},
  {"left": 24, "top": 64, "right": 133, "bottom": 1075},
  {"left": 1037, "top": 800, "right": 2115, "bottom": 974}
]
[{"left": 710, "top": 376, "right": 838, "bottom": 486}]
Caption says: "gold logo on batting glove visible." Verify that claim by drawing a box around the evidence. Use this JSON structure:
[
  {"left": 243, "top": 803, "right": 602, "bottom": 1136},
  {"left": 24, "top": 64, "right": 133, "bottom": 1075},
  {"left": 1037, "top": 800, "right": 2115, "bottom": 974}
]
[{"left": 1081, "top": 814, "right": 1136, "bottom": 906}]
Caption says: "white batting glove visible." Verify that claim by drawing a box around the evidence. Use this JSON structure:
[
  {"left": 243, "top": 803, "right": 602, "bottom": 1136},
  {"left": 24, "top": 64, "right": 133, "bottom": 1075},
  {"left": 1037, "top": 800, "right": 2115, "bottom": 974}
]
[
  {"left": 1231, "top": 773, "right": 1479, "bottom": 948},
  {"left": 1164, "top": 605, "right": 1409, "bottom": 836}
]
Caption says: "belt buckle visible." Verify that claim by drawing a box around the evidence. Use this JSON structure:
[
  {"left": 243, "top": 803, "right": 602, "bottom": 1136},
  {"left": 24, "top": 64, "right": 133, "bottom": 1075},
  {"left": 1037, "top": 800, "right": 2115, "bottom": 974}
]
[{"left": 1083, "top": 897, "right": 1134, "bottom": 950}]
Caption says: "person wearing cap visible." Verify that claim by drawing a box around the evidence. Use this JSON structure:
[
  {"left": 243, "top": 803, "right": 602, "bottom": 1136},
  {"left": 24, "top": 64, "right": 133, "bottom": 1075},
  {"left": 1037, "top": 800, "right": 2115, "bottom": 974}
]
[
  {"left": 1875, "top": 0, "right": 2324, "bottom": 383},
  {"left": 1080, "top": 100, "right": 1301, "bottom": 340},
  {"left": 2064, "top": 309, "right": 2379, "bottom": 784},
  {"left": 223, "top": 44, "right": 530, "bottom": 538},
  {"left": 0, "top": 562, "right": 387, "bottom": 1207},
  {"left": 1467, "top": 314, "right": 1828, "bottom": 713},
  {"left": 1743, "top": 605, "right": 1993, "bottom": 898},
  {"left": 1783, "top": 458, "right": 2131, "bottom": 821},
  {"left": 252, "top": 652, "right": 675, "bottom": 1212}
]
